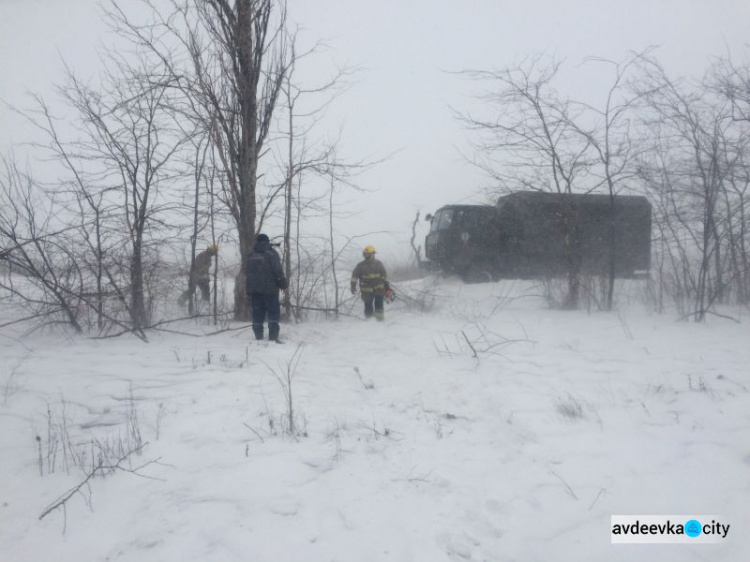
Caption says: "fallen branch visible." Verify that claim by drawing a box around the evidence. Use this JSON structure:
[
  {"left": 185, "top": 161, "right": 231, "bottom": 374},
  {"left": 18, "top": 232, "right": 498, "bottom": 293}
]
[
  {"left": 39, "top": 443, "right": 159, "bottom": 522},
  {"left": 676, "top": 309, "right": 741, "bottom": 324},
  {"left": 243, "top": 422, "right": 266, "bottom": 443},
  {"left": 461, "top": 330, "right": 478, "bottom": 358},
  {"left": 0, "top": 308, "right": 64, "bottom": 329},
  {"left": 549, "top": 469, "right": 578, "bottom": 500}
]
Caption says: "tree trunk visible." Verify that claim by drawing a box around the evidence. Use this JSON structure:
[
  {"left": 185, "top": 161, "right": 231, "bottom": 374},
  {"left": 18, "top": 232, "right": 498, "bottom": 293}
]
[
  {"left": 130, "top": 242, "right": 146, "bottom": 329},
  {"left": 233, "top": 0, "right": 262, "bottom": 321}
]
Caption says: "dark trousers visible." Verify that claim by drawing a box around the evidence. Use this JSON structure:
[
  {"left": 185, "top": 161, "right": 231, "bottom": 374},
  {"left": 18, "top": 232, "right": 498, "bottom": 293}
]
[
  {"left": 197, "top": 279, "right": 210, "bottom": 301},
  {"left": 362, "top": 292, "right": 384, "bottom": 320},
  {"left": 178, "top": 278, "right": 210, "bottom": 305},
  {"left": 251, "top": 292, "right": 281, "bottom": 340}
]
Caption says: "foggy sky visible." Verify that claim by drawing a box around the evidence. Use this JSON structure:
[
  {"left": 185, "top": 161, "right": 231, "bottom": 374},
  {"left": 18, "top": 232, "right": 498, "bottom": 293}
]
[{"left": 1, "top": 0, "right": 749, "bottom": 263}]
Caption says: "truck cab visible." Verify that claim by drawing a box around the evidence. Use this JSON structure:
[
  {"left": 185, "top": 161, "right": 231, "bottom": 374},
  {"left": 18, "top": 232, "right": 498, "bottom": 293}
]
[{"left": 424, "top": 205, "right": 502, "bottom": 282}]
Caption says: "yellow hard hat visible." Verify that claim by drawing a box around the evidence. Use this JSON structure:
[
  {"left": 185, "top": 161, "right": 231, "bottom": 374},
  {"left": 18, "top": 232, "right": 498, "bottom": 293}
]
[
  {"left": 363, "top": 245, "right": 376, "bottom": 254},
  {"left": 208, "top": 244, "right": 219, "bottom": 253}
]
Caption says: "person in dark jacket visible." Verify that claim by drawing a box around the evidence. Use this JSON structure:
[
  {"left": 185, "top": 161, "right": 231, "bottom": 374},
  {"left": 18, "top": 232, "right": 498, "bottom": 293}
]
[
  {"left": 245, "top": 233, "right": 287, "bottom": 342},
  {"left": 178, "top": 244, "right": 218, "bottom": 305},
  {"left": 350, "top": 244, "right": 394, "bottom": 321}
]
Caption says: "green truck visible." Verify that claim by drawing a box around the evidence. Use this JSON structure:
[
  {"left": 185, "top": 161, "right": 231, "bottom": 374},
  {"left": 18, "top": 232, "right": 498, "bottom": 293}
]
[{"left": 424, "top": 191, "right": 652, "bottom": 283}]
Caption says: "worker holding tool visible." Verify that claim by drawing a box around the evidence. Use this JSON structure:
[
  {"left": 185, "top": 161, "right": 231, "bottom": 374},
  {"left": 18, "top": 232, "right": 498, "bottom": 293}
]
[{"left": 350, "top": 245, "right": 395, "bottom": 321}]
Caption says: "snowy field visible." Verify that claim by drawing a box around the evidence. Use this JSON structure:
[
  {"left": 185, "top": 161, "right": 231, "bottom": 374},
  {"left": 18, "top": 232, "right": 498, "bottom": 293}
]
[{"left": 1, "top": 277, "right": 748, "bottom": 561}]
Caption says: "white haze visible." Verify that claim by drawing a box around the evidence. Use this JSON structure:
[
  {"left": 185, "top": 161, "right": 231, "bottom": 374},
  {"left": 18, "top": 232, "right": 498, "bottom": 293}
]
[
  {"left": 1, "top": 4, "right": 749, "bottom": 554},
  {"left": 1, "top": 0, "right": 749, "bottom": 262}
]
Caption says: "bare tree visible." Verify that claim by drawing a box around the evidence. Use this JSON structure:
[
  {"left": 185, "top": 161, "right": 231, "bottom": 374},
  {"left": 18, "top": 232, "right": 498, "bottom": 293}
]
[
  {"left": 105, "top": 0, "right": 290, "bottom": 320},
  {"left": 183, "top": 137, "right": 213, "bottom": 317},
  {"left": 22, "top": 97, "right": 118, "bottom": 332},
  {"left": 0, "top": 156, "right": 84, "bottom": 333},
  {"left": 456, "top": 56, "right": 593, "bottom": 308},
  {"left": 56, "top": 53, "right": 191, "bottom": 329},
  {"left": 410, "top": 211, "right": 422, "bottom": 270},
  {"left": 273, "top": 34, "right": 355, "bottom": 320},
  {"left": 635, "top": 56, "right": 740, "bottom": 320},
  {"left": 567, "top": 52, "right": 653, "bottom": 310},
  {"left": 710, "top": 53, "right": 750, "bottom": 123},
  {"left": 707, "top": 55, "right": 750, "bottom": 303}
]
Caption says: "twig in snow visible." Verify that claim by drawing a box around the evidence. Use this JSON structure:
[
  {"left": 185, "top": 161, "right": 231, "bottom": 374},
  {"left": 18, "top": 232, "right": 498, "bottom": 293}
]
[
  {"left": 616, "top": 309, "right": 634, "bottom": 340},
  {"left": 353, "top": 366, "right": 375, "bottom": 390},
  {"left": 461, "top": 330, "right": 478, "bottom": 358},
  {"left": 588, "top": 487, "right": 607, "bottom": 510},
  {"left": 549, "top": 469, "right": 578, "bottom": 500},
  {"left": 39, "top": 443, "right": 159, "bottom": 523},
  {"left": 243, "top": 422, "right": 265, "bottom": 443}
]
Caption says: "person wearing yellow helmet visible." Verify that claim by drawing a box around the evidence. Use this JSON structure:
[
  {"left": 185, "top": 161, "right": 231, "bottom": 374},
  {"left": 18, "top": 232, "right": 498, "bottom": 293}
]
[
  {"left": 178, "top": 243, "right": 218, "bottom": 306},
  {"left": 350, "top": 244, "right": 393, "bottom": 320}
]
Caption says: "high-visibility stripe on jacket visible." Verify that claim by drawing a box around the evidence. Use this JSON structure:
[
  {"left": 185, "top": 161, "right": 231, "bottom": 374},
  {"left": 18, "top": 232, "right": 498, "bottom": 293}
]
[{"left": 351, "top": 258, "right": 389, "bottom": 294}]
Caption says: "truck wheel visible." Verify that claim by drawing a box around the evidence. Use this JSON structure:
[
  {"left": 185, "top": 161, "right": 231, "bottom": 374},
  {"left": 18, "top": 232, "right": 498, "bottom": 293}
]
[{"left": 464, "top": 263, "right": 493, "bottom": 284}]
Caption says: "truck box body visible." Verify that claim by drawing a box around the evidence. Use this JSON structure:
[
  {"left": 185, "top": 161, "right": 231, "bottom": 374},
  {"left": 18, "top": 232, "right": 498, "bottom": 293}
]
[{"left": 425, "top": 191, "right": 651, "bottom": 281}]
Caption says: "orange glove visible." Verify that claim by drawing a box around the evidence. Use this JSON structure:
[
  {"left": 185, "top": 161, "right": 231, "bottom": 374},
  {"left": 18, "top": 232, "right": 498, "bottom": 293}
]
[{"left": 385, "top": 288, "right": 395, "bottom": 301}]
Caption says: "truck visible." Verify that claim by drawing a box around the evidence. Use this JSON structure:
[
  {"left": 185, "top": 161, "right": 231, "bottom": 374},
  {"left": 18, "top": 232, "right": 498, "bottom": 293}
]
[{"left": 424, "top": 191, "right": 652, "bottom": 283}]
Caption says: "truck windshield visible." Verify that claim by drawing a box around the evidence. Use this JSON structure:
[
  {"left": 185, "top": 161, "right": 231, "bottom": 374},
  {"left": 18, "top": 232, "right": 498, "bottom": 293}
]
[{"left": 431, "top": 209, "right": 454, "bottom": 232}]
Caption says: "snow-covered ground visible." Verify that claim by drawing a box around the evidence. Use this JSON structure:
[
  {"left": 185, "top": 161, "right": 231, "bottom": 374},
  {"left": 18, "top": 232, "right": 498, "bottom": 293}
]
[{"left": 1, "top": 277, "right": 748, "bottom": 561}]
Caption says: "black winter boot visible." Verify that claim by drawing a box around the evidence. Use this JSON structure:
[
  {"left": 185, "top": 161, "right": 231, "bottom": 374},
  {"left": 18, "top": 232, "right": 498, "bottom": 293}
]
[{"left": 268, "top": 323, "right": 280, "bottom": 342}]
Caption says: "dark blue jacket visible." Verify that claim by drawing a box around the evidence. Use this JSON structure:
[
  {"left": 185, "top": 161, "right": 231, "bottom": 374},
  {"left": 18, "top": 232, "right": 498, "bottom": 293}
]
[{"left": 245, "top": 240, "right": 287, "bottom": 295}]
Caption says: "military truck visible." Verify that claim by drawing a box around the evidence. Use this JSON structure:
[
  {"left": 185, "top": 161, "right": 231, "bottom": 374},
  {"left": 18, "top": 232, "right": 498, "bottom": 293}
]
[{"left": 424, "top": 191, "right": 652, "bottom": 283}]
